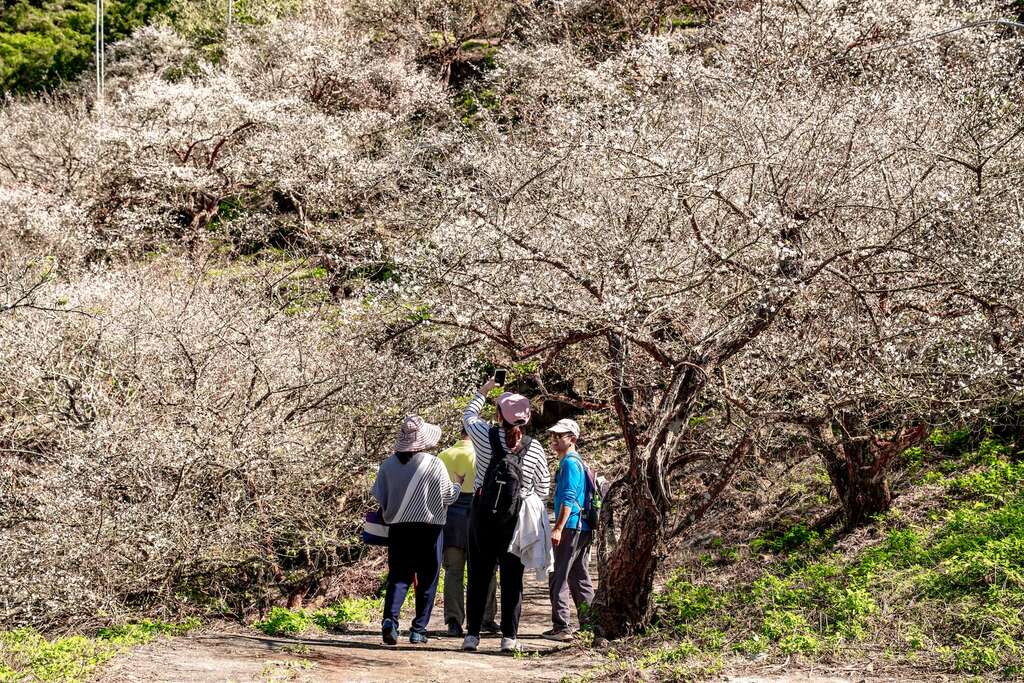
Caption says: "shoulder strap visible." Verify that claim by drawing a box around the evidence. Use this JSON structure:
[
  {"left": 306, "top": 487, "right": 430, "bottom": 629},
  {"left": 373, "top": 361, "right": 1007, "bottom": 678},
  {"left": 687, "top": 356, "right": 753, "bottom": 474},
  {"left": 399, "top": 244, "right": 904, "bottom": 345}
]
[
  {"left": 391, "top": 455, "right": 432, "bottom": 522},
  {"left": 564, "top": 452, "right": 588, "bottom": 476},
  {"left": 566, "top": 453, "right": 597, "bottom": 498},
  {"left": 487, "top": 426, "right": 506, "bottom": 464}
]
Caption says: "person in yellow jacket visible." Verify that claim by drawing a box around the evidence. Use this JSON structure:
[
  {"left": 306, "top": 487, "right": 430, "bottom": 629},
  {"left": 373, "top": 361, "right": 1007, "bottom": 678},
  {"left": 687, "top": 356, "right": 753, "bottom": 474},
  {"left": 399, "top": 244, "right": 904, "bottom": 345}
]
[{"left": 437, "top": 428, "right": 498, "bottom": 637}]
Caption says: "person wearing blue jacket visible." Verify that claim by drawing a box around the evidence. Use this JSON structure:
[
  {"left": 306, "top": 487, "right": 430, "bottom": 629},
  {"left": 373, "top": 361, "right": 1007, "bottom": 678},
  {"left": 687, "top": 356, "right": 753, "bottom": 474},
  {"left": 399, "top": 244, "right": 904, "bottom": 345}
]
[{"left": 543, "top": 418, "right": 595, "bottom": 641}]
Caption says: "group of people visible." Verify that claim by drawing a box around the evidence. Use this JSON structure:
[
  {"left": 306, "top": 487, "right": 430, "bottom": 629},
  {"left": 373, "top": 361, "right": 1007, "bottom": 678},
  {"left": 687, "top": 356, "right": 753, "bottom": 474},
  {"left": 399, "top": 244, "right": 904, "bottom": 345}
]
[{"left": 370, "top": 374, "right": 596, "bottom": 652}]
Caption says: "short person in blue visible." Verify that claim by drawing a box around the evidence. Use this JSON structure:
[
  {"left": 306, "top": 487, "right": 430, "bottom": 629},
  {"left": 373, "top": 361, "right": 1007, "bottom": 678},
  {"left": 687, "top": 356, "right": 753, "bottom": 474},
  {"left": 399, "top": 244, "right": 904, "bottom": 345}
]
[{"left": 543, "top": 418, "right": 596, "bottom": 641}]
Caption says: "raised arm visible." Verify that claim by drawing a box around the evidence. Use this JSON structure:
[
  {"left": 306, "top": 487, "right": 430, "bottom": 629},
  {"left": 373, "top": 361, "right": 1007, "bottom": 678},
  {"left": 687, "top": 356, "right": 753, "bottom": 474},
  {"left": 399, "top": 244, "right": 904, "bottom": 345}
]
[
  {"left": 462, "top": 376, "right": 497, "bottom": 436},
  {"left": 463, "top": 377, "right": 497, "bottom": 491}
]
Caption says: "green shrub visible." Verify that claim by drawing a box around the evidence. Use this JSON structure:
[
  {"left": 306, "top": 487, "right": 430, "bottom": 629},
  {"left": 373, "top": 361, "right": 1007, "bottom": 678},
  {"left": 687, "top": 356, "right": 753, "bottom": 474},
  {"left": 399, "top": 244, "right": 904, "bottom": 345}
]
[
  {"left": 751, "top": 523, "right": 825, "bottom": 557},
  {"left": 761, "top": 610, "right": 819, "bottom": 654},
  {"left": 858, "top": 528, "right": 928, "bottom": 573},
  {"left": 931, "top": 427, "right": 974, "bottom": 455},
  {"left": 311, "top": 597, "right": 381, "bottom": 630},
  {"left": 254, "top": 597, "right": 385, "bottom": 636},
  {"left": 825, "top": 584, "right": 877, "bottom": 639},
  {"left": 947, "top": 458, "right": 1024, "bottom": 500},
  {"left": 252, "top": 607, "right": 314, "bottom": 636},
  {"left": 0, "top": 620, "right": 199, "bottom": 682},
  {"left": 638, "top": 641, "right": 699, "bottom": 667},
  {"left": 952, "top": 635, "right": 1003, "bottom": 674},
  {"left": 656, "top": 574, "right": 724, "bottom": 631}
]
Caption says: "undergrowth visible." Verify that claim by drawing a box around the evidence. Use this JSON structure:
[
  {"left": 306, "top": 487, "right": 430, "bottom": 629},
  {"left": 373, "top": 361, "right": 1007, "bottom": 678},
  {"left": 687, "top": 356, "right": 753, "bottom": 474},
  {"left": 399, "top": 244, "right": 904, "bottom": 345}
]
[
  {"left": 638, "top": 434, "right": 1024, "bottom": 680},
  {"left": 252, "top": 595, "right": 384, "bottom": 636},
  {"left": 0, "top": 619, "right": 200, "bottom": 682},
  {"left": 251, "top": 567, "right": 436, "bottom": 636}
]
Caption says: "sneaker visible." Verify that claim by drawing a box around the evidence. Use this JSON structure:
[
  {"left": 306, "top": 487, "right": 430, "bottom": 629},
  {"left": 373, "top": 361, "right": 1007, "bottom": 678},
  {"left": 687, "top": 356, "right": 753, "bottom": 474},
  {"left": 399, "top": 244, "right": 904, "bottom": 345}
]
[
  {"left": 409, "top": 630, "right": 428, "bottom": 644},
  {"left": 500, "top": 636, "right": 519, "bottom": 652},
  {"left": 462, "top": 634, "right": 480, "bottom": 651},
  {"left": 446, "top": 620, "right": 464, "bottom": 637},
  {"left": 381, "top": 618, "right": 398, "bottom": 646},
  {"left": 541, "top": 627, "right": 573, "bottom": 642},
  {"left": 481, "top": 619, "right": 501, "bottom": 634}
]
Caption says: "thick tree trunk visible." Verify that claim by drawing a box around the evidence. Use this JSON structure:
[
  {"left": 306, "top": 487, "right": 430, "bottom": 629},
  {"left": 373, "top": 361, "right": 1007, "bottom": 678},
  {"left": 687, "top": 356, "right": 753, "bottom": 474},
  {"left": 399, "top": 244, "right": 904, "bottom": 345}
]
[
  {"left": 819, "top": 444, "right": 892, "bottom": 529},
  {"left": 812, "top": 417, "right": 926, "bottom": 529},
  {"left": 591, "top": 492, "right": 664, "bottom": 638}
]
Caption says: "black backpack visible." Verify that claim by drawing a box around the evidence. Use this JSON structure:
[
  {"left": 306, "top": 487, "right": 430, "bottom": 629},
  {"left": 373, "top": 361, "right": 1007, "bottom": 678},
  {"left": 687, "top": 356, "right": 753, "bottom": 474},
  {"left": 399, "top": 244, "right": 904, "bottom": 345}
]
[
  {"left": 477, "top": 426, "right": 532, "bottom": 524},
  {"left": 582, "top": 463, "right": 602, "bottom": 530}
]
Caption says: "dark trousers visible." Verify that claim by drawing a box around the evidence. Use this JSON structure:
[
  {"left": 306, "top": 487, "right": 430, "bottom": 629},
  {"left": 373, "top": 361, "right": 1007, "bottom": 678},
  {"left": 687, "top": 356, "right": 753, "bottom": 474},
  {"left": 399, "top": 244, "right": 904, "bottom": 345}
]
[
  {"left": 548, "top": 528, "right": 595, "bottom": 629},
  {"left": 442, "top": 546, "right": 497, "bottom": 626},
  {"left": 383, "top": 523, "right": 443, "bottom": 634},
  {"left": 466, "top": 505, "right": 524, "bottom": 638}
]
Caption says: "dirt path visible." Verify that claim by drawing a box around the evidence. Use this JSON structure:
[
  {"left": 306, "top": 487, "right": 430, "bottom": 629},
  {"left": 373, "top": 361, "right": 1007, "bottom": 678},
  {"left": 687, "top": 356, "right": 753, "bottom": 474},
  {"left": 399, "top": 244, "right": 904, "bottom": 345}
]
[{"left": 97, "top": 572, "right": 600, "bottom": 683}]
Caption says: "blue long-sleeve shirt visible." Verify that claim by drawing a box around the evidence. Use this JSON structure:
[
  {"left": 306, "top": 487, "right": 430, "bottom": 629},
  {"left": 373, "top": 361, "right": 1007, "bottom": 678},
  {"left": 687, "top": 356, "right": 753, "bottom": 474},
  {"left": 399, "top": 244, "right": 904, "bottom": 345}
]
[{"left": 553, "top": 451, "right": 589, "bottom": 531}]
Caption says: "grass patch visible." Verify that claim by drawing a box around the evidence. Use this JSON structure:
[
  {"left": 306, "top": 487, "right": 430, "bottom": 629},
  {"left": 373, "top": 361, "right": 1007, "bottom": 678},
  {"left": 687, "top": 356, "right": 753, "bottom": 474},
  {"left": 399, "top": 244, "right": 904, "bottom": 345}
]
[
  {"left": 646, "top": 436, "right": 1024, "bottom": 677},
  {"left": 0, "top": 619, "right": 200, "bottom": 682},
  {"left": 252, "top": 595, "right": 384, "bottom": 636}
]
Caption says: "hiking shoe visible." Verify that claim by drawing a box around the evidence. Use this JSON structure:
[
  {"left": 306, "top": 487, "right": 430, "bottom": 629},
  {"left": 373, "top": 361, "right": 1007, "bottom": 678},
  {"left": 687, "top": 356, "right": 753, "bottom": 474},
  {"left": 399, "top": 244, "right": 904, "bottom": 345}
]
[
  {"left": 381, "top": 618, "right": 398, "bottom": 645},
  {"left": 481, "top": 619, "right": 501, "bottom": 634},
  {"left": 542, "top": 627, "right": 573, "bottom": 642},
  {"left": 409, "top": 630, "right": 428, "bottom": 644},
  {"left": 500, "top": 636, "right": 520, "bottom": 652},
  {"left": 446, "top": 620, "right": 464, "bottom": 637},
  {"left": 462, "top": 634, "right": 480, "bottom": 651}
]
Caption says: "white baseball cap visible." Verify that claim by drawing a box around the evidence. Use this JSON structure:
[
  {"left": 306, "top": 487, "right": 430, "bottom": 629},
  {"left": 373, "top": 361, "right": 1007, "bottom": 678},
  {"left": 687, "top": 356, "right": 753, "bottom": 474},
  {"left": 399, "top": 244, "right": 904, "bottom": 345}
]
[{"left": 547, "top": 418, "right": 580, "bottom": 439}]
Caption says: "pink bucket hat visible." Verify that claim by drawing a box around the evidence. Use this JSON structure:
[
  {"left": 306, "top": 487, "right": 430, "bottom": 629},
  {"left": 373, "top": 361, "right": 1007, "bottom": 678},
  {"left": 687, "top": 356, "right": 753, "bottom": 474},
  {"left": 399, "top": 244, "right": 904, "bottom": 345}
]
[
  {"left": 393, "top": 415, "right": 442, "bottom": 452},
  {"left": 497, "top": 392, "right": 531, "bottom": 427}
]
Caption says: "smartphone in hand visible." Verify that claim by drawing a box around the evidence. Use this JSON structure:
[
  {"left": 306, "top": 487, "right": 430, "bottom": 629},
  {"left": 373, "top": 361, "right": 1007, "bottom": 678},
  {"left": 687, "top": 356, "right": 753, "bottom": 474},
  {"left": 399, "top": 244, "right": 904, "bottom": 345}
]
[{"left": 494, "top": 368, "right": 508, "bottom": 386}]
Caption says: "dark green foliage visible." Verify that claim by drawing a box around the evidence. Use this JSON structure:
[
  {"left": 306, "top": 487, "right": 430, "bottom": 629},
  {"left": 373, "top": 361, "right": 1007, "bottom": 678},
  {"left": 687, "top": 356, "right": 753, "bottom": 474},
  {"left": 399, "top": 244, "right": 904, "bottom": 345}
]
[
  {"left": 751, "top": 523, "right": 822, "bottom": 555},
  {"left": 0, "top": 0, "right": 170, "bottom": 94}
]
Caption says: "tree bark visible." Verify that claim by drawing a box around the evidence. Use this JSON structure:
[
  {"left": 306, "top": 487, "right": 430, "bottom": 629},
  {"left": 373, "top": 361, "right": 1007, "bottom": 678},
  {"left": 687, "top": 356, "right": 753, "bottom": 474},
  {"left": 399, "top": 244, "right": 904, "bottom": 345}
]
[
  {"left": 592, "top": 490, "right": 664, "bottom": 637},
  {"left": 818, "top": 439, "right": 892, "bottom": 529},
  {"left": 811, "top": 416, "right": 926, "bottom": 529},
  {"left": 591, "top": 337, "right": 708, "bottom": 638}
]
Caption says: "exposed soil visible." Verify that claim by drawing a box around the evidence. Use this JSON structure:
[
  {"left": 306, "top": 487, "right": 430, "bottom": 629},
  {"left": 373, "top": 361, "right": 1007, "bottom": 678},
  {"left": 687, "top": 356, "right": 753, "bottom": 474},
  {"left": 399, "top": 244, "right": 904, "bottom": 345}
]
[
  {"left": 95, "top": 572, "right": 600, "bottom": 683},
  {"left": 91, "top": 558, "right": 935, "bottom": 683}
]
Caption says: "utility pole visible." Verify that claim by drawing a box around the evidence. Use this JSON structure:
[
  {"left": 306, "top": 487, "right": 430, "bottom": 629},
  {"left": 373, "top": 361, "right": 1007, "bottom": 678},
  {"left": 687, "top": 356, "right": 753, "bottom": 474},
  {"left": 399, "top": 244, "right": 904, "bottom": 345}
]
[
  {"left": 227, "top": 0, "right": 234, "bottom": 37},
  {"left": 94, "top": 0, "right": 105, "bottom": 107}
]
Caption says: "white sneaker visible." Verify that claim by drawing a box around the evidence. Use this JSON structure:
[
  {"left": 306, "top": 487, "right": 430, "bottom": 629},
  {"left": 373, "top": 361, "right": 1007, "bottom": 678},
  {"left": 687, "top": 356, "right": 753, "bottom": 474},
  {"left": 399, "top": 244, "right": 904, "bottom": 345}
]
[
  {"left": 462, "top": 634, "right": 480, "bottom": 651},
  {"left": 500, "top": 636, "right": 519, "bottom": 652}
]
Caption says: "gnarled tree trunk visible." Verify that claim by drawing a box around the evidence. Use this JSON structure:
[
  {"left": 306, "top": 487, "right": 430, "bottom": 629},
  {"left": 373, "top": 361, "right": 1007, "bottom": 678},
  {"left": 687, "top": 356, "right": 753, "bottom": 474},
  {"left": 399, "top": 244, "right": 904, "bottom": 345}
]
[
  {"left": 819, "top": 438, "right": 893, "bottom": 528},
  {"left": 809, "top": 414, "right": 926, "bottom": 529},
  {"left": 593, "top": 491, "right": 665, "bottom": 636}
]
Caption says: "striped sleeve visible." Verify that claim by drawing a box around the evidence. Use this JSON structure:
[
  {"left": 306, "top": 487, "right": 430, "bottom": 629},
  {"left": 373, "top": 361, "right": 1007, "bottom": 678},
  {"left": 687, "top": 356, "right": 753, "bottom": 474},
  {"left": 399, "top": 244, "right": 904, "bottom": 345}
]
[
  {"left": 524, "top": 439, "right": 551, "bottom": 499},
  {"left": 463, "top": 392, "right": 493, "bottom": 491}
]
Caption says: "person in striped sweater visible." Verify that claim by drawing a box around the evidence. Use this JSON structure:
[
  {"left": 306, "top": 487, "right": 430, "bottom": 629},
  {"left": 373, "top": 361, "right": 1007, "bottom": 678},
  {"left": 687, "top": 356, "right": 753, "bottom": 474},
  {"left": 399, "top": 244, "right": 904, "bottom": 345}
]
[
  {"left": 461, "top": 376, "right": 551, "bottom": 653},
  {"left": 372, "top": 415, "right": 462, "bottom": 645}
]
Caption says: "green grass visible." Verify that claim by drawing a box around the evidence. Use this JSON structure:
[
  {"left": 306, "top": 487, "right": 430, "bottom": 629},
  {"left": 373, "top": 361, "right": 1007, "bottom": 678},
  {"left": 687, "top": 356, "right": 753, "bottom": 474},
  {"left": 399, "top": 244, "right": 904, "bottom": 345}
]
[
  {"left": 0, "top": 619, "right": 199, "bottom": 682},
  {"left": 646, "top": 436, "right": 1024, "bottom": 678},
  {"left": 252, "top": 595, "right": 384, "bottom": 636}
]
